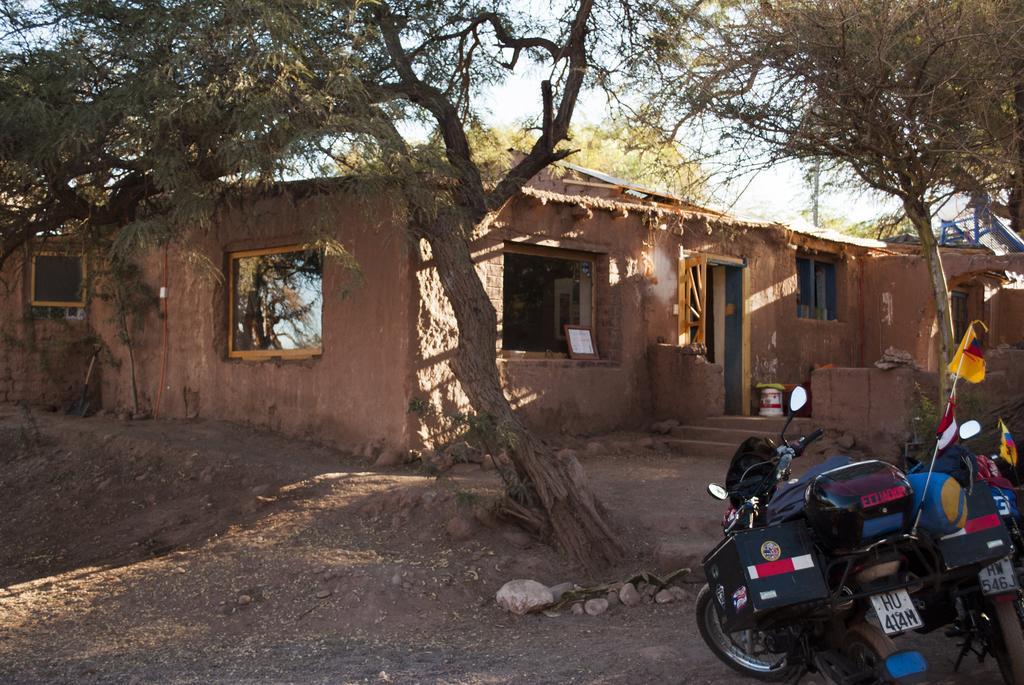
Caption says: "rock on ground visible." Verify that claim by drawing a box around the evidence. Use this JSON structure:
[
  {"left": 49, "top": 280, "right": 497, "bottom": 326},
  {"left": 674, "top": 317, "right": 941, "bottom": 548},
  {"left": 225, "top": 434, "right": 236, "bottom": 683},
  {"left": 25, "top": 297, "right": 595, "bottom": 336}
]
[
  {"left": 584, "top": 598, "right": 609, "bottom": 616},
  {"left": 496, "top": 579, "right": 554, "bottom": 615},
  {"left": 548, "top": 582, "right": 574, "bottom": 603},
  {"left": 619, "top": 582, "right": 641, "bottom": 607}
]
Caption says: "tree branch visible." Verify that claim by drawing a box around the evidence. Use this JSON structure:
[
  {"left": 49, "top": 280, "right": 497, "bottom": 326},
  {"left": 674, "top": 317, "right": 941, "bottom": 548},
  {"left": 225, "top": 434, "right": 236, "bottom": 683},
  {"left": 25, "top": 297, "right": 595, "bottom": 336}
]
[
  {"left": 487, "top": 0, "right": 594, "bottom": 212},
  {"left": 372, "top": 1, "right": 487, "bottom": 219}
]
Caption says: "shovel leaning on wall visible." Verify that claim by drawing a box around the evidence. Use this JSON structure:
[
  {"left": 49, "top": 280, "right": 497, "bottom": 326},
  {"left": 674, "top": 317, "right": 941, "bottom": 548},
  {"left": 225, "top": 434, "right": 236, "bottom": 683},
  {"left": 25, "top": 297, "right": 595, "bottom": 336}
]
[{"left": 67, "top": 348, "right": 100, "bottom": 417}]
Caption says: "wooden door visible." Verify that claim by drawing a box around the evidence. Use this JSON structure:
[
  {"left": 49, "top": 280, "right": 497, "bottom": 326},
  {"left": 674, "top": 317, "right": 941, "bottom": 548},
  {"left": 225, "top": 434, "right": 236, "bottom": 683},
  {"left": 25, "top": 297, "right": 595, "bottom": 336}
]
[{"left": 678, "top": 255, "right": 707, "bottom": 346}]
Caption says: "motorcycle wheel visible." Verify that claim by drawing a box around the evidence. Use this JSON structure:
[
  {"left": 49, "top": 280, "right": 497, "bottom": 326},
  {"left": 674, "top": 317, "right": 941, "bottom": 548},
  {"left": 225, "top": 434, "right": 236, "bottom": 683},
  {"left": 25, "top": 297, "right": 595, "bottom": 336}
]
[
  {"left": 695, "top": 584, "right": 798, "bottom": 681},
  {"left": 841, "top": 621, "right": 896, "bottom": 673},
  {"left": 990, "top": 599, "right": 1024, "bottom": 685}
]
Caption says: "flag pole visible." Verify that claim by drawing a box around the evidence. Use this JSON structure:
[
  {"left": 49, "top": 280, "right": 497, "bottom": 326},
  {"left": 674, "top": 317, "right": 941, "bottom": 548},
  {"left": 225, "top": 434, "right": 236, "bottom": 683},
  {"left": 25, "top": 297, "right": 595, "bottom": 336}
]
[{"left": 911, "top": 324, "right": 970, "bottom": 534}]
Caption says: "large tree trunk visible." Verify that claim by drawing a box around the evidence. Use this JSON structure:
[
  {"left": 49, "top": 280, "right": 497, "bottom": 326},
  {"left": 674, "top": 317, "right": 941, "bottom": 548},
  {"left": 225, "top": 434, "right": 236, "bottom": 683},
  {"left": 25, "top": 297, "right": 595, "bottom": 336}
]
[
  {"left": 420, "top": 217, "right": 625, "bottom": 571},
  {"left": 1009, "top": 82, "right": 1024, "bottom": 236},
  {"left": 904, "top": 199, "right": 954, "bottom": 401}
]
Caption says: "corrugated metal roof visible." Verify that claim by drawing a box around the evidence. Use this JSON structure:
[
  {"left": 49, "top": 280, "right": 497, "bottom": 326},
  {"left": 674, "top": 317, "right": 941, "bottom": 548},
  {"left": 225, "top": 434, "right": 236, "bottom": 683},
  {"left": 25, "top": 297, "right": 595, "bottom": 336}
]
[
  {"left": 781, "top": 221, "right": 889, "bottom": 248},
  {"left": 546, "top": 163, "right": 895, "bottom": 249},
  {"left": 557, "top": 161, "right": 698, "bottom": 206}
]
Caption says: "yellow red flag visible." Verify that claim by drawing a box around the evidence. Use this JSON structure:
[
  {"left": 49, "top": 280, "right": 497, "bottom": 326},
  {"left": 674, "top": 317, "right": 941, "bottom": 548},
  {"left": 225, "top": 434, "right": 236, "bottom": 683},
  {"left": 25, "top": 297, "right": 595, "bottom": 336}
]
[
  {"left": 1000, "top": 418, "right": 1018, "bottom": 468},
  {"left": 947, "top": 321, "right": 987, "bottom": 384}
]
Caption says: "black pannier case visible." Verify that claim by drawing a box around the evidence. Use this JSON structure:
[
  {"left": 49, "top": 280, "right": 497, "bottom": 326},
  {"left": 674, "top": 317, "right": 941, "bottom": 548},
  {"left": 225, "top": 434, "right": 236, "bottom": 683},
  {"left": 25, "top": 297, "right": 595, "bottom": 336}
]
[
  {"left": 936, "top": 482, "right": 1012, "bottom": 569},
  {"left": 805, "top": 460, "right": 914, "bottom": 552},
  {"left": 703, "top": 521, "right": 829, "bottom": 632}
]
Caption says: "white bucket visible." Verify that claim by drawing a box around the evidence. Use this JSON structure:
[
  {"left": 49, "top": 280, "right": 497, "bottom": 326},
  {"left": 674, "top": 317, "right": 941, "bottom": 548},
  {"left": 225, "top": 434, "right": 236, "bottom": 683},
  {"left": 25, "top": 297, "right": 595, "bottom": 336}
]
[{"left": 759, "top": 388, "right": 784, "bottom": 417}]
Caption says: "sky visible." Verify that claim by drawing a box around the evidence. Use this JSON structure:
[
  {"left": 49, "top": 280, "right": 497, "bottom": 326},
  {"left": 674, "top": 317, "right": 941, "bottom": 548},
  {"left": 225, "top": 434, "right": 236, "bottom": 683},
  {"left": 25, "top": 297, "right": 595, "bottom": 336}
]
[{"left": 478, "top": 68, "right": 905, "bottom": 230}]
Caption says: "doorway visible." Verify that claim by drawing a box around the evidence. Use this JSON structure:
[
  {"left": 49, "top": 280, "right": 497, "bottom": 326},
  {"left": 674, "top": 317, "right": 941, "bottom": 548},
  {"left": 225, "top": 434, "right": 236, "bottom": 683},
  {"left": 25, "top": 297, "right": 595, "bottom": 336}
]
[{"left": 680, "top": 255, "right": 748, "bottom": 414}]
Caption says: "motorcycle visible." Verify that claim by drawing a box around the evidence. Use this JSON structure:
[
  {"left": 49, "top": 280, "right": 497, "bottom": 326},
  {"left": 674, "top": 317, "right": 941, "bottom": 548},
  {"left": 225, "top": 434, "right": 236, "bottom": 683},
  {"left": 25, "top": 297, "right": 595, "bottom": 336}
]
[
  {"left": 696, "top": 387, "right": 930, "bottom": 684},
  {"left": 900, "top": 429, "right": 1024, "bottom": 684}
]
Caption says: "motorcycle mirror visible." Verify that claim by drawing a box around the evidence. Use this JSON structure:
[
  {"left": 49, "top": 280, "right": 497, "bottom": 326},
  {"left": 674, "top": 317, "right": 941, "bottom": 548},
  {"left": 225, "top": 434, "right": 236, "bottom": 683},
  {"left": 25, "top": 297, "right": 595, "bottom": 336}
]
[
  {"left": 959, "top": 420, "right": 982, "bottom": 441},
  {"left": 789, "top": 386, "right": 808, "bottom": 414},
  {"left": 707, "top": 483, "right": 728, "bottom": 500}
]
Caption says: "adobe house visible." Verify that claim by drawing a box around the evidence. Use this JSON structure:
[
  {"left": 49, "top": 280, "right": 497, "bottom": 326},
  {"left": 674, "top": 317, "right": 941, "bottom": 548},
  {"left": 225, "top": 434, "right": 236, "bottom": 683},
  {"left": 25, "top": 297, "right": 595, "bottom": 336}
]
[{"left": 2, "top": 167, "right": 1023, "bottom": 453}]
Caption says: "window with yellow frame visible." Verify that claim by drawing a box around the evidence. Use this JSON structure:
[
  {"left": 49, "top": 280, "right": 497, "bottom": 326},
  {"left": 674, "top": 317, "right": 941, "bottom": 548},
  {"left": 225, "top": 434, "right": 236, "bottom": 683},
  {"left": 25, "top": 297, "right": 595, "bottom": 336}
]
[
  {"left": 31, "top": 253, "right": 86, "bottom": 307},
  {"left": 228, "top": 245, "right": 324, "bottom": 360}
]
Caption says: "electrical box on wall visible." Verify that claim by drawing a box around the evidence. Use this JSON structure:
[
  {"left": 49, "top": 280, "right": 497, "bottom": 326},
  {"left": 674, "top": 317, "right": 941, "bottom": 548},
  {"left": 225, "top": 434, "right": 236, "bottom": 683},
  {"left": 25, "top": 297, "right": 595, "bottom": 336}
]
[{"left": 672, "top": 304, "right": 679, "bottom": 315}]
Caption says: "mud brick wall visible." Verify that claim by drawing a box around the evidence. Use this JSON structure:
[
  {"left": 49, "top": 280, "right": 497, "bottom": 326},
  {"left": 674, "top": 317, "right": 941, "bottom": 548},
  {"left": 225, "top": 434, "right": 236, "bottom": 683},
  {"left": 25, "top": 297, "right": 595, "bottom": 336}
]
[
  {"left": 0, "top": 253, "right": 96, "bottom": 408},
  {"left": 411, "top": 194, "right": 653, "bottom": 447},
  {"left": 647, "top": 344, "right": 725, "bottom": 421},
  {"left": 115, "top": 192, "right": 413, "bottom": 452}
]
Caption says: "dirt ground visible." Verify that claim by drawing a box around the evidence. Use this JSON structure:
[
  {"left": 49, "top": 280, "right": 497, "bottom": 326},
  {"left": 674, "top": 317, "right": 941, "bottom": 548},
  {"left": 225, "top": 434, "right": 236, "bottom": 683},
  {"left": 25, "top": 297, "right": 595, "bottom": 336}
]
[{"left": 0, "top": 406, "right": 1003, "bottom": 684}]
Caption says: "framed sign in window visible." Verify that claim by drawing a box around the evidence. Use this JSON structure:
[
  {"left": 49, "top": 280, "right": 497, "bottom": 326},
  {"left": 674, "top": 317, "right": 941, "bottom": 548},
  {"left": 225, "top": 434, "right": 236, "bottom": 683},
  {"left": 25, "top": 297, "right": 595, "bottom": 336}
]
[{"left": 564, "top": 325, "right": 599, "bottom": 360}]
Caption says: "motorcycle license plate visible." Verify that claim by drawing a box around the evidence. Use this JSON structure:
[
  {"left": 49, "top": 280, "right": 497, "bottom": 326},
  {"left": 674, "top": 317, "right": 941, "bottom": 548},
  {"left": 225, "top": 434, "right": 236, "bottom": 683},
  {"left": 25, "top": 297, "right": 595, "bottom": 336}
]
[
  {"left": 979, "top": 557, "right": 1019, "bottom": 596},
  {"left": 870, "top": 589, "right": 923, "bottom": 635}
]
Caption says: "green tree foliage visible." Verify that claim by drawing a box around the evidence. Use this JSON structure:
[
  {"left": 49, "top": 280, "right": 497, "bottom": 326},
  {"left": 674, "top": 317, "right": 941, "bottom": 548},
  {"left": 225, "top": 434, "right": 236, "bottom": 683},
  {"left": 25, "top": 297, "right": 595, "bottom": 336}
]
[{"left": 466, "top": 122, "right": 704, "bottom": 199}]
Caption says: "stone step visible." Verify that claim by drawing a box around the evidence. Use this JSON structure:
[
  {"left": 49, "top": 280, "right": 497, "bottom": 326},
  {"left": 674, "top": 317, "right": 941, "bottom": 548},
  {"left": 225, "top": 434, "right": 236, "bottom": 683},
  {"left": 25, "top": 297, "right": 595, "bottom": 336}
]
[
  {"left": 696, "top": 415, "right": 817, "bottom": 435},
  {"left": 658, "top": 438, "right": 738, "bottom": 458},
  {"left": 666, "top": 424, "right": 777, "bottom": 444}
]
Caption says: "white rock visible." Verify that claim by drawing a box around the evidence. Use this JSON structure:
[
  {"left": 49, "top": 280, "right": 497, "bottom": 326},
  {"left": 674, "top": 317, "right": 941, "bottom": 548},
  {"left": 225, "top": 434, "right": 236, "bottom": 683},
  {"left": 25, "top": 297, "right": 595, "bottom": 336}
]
[
  {"left": 654, "top": 589, "right": 674, "bottom": 604},
  {"left": 496, "top": 579, "right": 554, "bottom": 615}
]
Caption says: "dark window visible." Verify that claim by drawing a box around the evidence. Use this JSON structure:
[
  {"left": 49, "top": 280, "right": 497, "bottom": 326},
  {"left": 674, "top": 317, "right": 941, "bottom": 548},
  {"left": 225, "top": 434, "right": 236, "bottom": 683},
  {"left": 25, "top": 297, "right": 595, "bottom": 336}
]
[
  {"left": 951, "top": 290, "right": 969, "bottom": 342},
  {"left": 796, "top": 256, "right": 837, "bottom": 321},
  {"left": 229, "top": 247, "right": 323, "bottom": 358},
  {"left": 32, "top": 254, "right": 85, "bottom": 306},
  {"left": 502, "top": 250, "right": 594, "bottom": 354}
]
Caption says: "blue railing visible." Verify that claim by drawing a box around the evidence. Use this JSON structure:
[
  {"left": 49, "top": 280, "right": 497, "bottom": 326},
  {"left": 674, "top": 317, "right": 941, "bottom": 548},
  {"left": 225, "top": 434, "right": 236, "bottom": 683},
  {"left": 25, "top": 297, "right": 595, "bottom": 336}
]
[{"left": 938, "top": 203, "right": 1024, "bottom": 253}]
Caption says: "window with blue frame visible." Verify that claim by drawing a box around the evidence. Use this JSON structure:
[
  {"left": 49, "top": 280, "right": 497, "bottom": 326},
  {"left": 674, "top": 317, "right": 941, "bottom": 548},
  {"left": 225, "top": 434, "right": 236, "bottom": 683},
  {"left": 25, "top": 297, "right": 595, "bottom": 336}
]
[{"left": 796, "top": 256, "right": 837, "bottom": 321}]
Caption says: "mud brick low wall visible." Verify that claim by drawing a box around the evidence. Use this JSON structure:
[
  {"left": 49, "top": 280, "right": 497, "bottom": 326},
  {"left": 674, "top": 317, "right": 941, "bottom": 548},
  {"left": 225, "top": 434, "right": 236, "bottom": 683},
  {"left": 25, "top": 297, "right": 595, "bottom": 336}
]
[
  {"left": 813, "top": 353, "right": 1024, "bottom": 449},
  {"left": 981, "top": 348, "right": 1024, "bottom": 410},
  {"left": 497, "top": 358, "right": 648, "bottom": 436},
  {"left": 811, "top": 366, "right": 937, "bottom": 446},
  {"left": 647, "top": 344, "right": 725, "bottom": 422}
]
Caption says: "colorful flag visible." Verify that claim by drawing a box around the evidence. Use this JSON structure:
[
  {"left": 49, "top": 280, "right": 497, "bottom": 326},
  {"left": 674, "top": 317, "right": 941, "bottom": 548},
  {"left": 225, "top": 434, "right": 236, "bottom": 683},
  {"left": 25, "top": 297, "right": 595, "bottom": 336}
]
[
  {"left": 999, "top": 418, "right": 1018, "bottom": 468},
  {"left": 936, "top": 398, "right": 958, "bottom": 452},
  {"left": 947, "top": 321, "right": 986, "bottom": 384}
]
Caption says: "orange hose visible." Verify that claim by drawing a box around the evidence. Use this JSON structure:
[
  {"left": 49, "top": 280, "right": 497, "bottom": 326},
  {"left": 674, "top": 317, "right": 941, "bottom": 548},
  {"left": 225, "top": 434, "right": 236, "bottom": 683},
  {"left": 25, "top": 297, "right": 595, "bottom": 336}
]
[{"left": 154, "top": 245, "right": 169, "bottom": 418}]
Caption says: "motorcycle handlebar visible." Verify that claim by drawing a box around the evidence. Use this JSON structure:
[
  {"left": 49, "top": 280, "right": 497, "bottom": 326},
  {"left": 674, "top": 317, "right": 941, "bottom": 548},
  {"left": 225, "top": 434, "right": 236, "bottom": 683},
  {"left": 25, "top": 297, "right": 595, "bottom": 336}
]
[{"left": 797, "top": 428, "right": 825, "bottom": 454}]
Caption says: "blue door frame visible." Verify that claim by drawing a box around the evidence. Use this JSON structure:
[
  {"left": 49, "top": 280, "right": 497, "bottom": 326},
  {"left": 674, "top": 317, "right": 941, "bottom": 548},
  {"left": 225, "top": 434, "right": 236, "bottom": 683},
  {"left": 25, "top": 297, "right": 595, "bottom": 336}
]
[{"left": 723, "top": 264, "right": 746, "bottom": 415}]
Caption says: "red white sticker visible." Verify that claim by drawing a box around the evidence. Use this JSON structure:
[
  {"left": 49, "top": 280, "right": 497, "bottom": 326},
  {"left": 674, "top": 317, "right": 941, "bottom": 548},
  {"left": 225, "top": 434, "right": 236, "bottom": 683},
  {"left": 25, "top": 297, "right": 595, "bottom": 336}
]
[
  {"left": 747, "top": 554, "right": 815, "bottom": 580},
  {"left": 940, "top": 514, "right": 1003, "bottom": 540}
]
